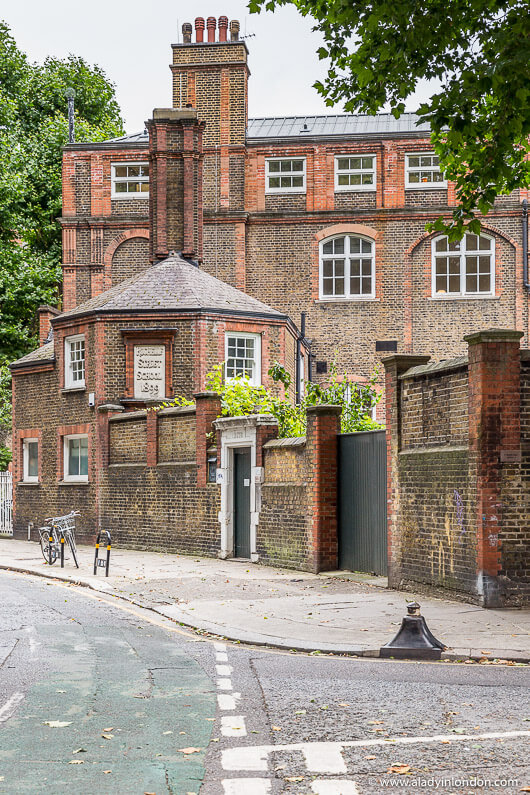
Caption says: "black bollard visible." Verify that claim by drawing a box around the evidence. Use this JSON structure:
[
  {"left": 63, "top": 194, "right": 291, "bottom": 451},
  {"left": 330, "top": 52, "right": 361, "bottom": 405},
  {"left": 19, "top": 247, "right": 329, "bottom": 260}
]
[{"left": 380, "top": 602, "right": 446, "bottom": 660}]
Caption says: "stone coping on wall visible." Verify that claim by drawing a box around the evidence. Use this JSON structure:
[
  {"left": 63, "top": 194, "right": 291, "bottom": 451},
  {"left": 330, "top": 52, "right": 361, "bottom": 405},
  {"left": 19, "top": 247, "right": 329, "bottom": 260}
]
[
  {"left": 263, "top": 436, "right": 306, "bottom": 448},
  {"left": 157, "top": 405, "right": 196, "bottom": 417},
  {"left": 213, "top": 414, "right": 278, "bottom": 430},
  {"left": 109, "top": 410, "right": 147, "bottom": 422},
  {"left": 399, "top": 354, "right": 468, "bottom": 380}
]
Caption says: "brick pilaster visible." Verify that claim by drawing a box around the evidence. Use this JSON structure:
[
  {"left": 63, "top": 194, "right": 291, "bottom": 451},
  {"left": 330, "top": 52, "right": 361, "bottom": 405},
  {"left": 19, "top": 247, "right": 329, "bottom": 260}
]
[
  {"left": 255, "top": 421, "right": 278, "bottom": 467},
  {"left": 195, "top": 392, "right": 222, "bottom": 486},
  {"left": 465, "top": 329, "right": 523, "bottom": 607},
  {"left": 382, "top": 354, "right": 431, "bottom": 588},
  {"left": 306, "top": 405, "right": 341, "bottom": 573}
]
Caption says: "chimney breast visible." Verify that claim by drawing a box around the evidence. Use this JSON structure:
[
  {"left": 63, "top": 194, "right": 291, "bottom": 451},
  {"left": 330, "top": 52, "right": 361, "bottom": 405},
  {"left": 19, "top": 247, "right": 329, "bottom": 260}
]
[
  {"left": 182, "top": 22, "right": 192, "bottom": 44},
  {"left": 218, "top": 16, "right": 228, "bottom": 41},
  {"left": 195, "top": 17, "right": 205, "bottom": 43},
  {"left": 229, "top": 20, "right": 240, "bottom": 41},
  {"left": 206, "top": 16, "right": 216, "bottom": 42}
]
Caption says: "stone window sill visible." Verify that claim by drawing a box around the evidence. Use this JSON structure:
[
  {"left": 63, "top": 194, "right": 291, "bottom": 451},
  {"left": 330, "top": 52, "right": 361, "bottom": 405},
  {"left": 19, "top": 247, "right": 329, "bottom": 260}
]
[
  {"left": 17, "top": 481, "right": 40, "bottom": 487},
  {"left": 61, "top": 386, "right": 86, "bottom": 394},
  {"left": 58, "top": 480, "right": 89, "bottom": 485}
]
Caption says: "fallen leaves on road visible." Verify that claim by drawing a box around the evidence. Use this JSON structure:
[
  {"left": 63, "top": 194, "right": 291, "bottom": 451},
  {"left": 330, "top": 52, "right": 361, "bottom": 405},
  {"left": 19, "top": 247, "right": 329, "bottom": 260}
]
[
  {"left": 365, "top": 755, "right": 376, "bottom": 760},
  {"left": 101, "top": 733, "right": 114, "bottom": 740},
  {"left": 178, "top": 747, "right": 202, "bottom": 754},
  {"left": 103, "top": 727, "right": 114, "bottom": 732},
  {"left": 387, "top": 765, "right": 411, "bottom": 775},
  {"left": 339, "top": 703, "right": 350, "bottom": 707},
  {"left": 162, "top": 731, "right": 173, "bottom": 735},
  {"left": 68, "top": 760, "right": 84, "bottom": 765},
  {"left": 103, "top": 770, "right": 112, "bottom": 774},
  {"left": 272, "top": 726, "right": 282, "bottom": 731},
  {"left": 72, "top": 748, "right": 86, "bottom": 754},
  {"left": 285, "top": 777, "right": 304, "bottom": 782},
  {"left": 43, "top": 721, "right": 72, "bottom": 728}
]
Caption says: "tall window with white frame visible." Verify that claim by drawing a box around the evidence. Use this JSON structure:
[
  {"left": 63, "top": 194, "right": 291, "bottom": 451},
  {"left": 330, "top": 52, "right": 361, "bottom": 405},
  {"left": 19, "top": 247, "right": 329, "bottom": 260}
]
[
  {"left": 22, "top": 438, "right": 39, "bottom": 483},
  {"left": 64, "top": 435, "right": 88, "bottom": 482},
  {"left": 225, "top": 333, "right": 261, "bottom": 386},
  {"left": 432, "top": 233, "right": 495, "bottom": 297},
  {"left": 320, "top": 236, "right": 375, "bottom": 300},
  {"left": 65, "top": 335, "right": 85, "bottom": 389}
]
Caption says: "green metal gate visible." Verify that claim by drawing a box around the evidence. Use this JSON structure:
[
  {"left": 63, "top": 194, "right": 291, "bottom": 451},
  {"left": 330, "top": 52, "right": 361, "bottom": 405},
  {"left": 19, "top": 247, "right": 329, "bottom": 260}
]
[{"left": 338, "top": 430, "right": 387, "bottom": 575}]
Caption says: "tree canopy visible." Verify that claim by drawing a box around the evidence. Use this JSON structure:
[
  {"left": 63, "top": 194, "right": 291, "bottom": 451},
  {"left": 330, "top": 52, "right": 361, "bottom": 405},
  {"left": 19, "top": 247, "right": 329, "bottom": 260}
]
[
  {"left": 0, "top": 21, "right": 125, "bottom": 465},
  {"left": 249, "top": 0, "right": 530, "bottom": 238}
]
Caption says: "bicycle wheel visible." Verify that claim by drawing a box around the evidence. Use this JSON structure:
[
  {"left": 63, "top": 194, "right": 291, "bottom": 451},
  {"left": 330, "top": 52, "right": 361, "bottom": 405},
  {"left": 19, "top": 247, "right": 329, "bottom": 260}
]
[
  {"left": 67, "top": 531, "right": 79, "bottom": 569},
  {"left": 39, "top": 528, "right": 58, "bottom": 564}
]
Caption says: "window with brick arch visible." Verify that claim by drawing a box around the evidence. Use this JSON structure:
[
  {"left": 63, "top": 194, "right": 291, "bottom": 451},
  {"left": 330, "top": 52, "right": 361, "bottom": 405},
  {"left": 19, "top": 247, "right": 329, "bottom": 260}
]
[
  {"left": 319, "top": 235, "right": 375, "bottom": 300},
  {"left": 432, "top": 233, "right": 495, "bottom": 297}
]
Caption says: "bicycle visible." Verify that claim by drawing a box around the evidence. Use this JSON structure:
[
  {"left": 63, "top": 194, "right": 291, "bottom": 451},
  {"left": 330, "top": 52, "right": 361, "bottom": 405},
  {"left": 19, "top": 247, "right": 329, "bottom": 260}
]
[{"left": 38, "top": 511, "right": 80, "bottom": 569}]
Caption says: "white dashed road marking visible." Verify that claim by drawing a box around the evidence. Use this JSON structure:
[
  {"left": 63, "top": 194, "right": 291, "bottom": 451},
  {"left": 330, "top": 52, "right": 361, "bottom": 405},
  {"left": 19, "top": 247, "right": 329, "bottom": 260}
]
[
  {"left": 216, "top": 664, "right": 233, "bottom": 677},
  {"left": 216, "top": 652, "right": 229, "bottom": 662},
  {"left": 218, "top": 692, "right": 241, "bottom": 711},
  {"left": 222, "top": 730, "right": 530, "bottom": 773},
  {"left": 214, "top": 642, "right": 227, "bottom": 652},
  {"left": 0, "top": 691, "right": 25, "bottom": 723},
  {"left": 217, "top": 678, "right": 233, "bottom": 690},
  {"left": 312, "top": 781, "right": 360, "bottom": 795},
  {"left": 222, "top": 779, "right": 271, "bottom": 794},
  {"left": 221, "top": 715, "right": 247, "bottom": 737}
]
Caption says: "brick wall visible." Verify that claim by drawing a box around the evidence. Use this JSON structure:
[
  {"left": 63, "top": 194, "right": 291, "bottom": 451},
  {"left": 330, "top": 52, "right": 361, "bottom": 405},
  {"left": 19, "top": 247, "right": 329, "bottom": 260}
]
[{"left": 385, "top": 330, "right": 530, "bottom": 606}]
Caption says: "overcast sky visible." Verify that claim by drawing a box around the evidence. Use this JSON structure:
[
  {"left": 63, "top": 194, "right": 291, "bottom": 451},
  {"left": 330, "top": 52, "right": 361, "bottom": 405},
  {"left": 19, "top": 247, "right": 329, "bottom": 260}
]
[{"left": 2, "top": 0, "right": 434, "bottom": 133}]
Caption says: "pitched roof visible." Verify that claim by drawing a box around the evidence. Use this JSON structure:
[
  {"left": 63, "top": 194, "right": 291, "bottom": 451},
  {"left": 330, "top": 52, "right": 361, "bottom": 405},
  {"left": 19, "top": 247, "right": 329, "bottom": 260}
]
[
  {"left": 247, "top": 113, "right": 431, "bottom": 140},
  {"left": 98, "top": 112, "right": 430, "bottom": 147},
  {"left": 11, "top": 341, "right": 55, "bottom": 369},
  {"left": 57, "top": 254, "right": 287, "bottom": 321}
]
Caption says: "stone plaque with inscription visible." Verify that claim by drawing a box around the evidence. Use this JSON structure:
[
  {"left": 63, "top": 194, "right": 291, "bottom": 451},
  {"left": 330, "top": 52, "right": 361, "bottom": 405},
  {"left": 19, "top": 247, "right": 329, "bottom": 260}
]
[{"left": 134, "top": 345, "right": 165, "bottom": 399}]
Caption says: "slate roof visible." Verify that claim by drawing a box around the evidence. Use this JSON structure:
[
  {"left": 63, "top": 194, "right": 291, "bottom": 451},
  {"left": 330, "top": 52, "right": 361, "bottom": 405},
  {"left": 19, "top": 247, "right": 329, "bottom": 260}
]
[
  {"left": 11, "top": 341, "right": 55, "bottom": 369},
  {"left": 102, "top": 112, "right": 430, "bottom": 147},
  {"left": 247, "top": 113, "right": 431, "bottom": 140},
  {"left": 57, "top": 254, "right": 287, "bottom": 321}
]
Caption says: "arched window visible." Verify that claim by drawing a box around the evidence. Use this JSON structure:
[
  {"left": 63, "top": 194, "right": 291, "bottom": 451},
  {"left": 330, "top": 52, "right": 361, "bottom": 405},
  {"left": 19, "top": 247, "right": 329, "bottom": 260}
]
[
  {"left": 432, "top": 232, "right": 494, "bottom": 297},
  {"left": 319, "top": 235, "right": 375, "bottom": 300}
]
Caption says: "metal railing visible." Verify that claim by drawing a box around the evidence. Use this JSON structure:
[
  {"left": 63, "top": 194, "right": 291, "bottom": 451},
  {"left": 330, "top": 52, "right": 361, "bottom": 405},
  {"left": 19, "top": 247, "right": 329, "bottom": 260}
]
[{"left": 0, "top": 471, "right": 13, "bottom": 536}]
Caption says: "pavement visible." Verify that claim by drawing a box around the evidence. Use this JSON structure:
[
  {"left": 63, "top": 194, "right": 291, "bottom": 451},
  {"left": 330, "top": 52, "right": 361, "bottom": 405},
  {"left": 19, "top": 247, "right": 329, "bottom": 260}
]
[{"left": 1, "top": 537, "right": 529, "bottom": 663}]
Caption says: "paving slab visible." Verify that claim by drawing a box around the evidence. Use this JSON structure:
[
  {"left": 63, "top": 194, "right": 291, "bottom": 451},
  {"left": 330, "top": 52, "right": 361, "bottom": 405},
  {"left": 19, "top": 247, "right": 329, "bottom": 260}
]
[{"left": 1, "top": 538, "right": 529, "bottom": 661}]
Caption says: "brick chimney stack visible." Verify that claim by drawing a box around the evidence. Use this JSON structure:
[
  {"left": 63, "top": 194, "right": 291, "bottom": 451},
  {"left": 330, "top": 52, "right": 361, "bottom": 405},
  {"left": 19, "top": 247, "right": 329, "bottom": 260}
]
[
  {"left": 230, "top": 20, "right": 240, "bottom": 41},
  {"left": 194, "top": 17, "right": 205, "bottom": 43},
  {"left": 146, "top": 108, "right": 205, "bottom": 262},
  {"left": 182, "top": 22, "right": 192, "bottom": 44}
]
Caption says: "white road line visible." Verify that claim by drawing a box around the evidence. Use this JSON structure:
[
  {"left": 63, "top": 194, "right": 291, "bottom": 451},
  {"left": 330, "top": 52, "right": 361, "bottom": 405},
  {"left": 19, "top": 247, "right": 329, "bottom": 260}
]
[
  {"left": 214, "top": 642, "right": 227, "bottom": 652},
  {"left": 0, "top": 691, "right": 25, "bottom": 723},
  {"left": 218, "top": 693, "right": 241, "bottom": 711},
  {"left": 216, "top": 664, "right": 233, "bottom": 677},
  {"left": 216, "top": 652, "right": 229, "bottom": 662},
  {"left": 217, "top": 678, "right": 233, "bottom": 690},
  {"left": 312, "top": 781, "right": 360, "bottom": 795},
  {"left": 302, "top": 743, "right": 347, "bottom": 774},
  {"left": 221, "top": 715, "right": 247, "bottom": 737},
  {"left": 222, "top": 779, "right": 271, "bottom": 794},
  {"left": 222, "top": 730, "right": 530, "bottom": 773}
]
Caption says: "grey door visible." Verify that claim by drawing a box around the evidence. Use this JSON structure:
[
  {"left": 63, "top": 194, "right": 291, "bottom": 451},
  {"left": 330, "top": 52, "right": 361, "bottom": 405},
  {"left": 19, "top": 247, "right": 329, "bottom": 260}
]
[
  {"left": 338, "top": 430, "right": 387, "bottom": 575},
  {"left": 233, "top": 448, "right": 251, "bottom": 558}
]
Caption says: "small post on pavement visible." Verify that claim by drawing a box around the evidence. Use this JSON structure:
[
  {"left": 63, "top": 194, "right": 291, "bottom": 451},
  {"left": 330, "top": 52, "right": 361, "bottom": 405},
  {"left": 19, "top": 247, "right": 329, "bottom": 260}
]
[
  {"left": 48, "top": 531, "right": 53, "bottom": 566},
  {"left": 94, "top": 530, "right": 111, "bottom": 577},
  {"left": 60, "top": 533, "right": 65, "bottom": 568}
]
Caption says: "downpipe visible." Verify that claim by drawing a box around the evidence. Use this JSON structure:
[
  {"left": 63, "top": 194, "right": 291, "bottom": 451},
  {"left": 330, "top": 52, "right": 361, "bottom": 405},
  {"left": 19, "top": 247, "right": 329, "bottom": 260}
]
[{"left": 523, "top": 198, "right": 529, "bottom": 291}]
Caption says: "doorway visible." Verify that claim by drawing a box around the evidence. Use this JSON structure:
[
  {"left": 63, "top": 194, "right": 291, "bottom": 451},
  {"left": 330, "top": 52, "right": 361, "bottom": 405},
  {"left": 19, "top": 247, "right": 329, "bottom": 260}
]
[{"left": 233, "top": 447, "right": 251, "bottom": 558}]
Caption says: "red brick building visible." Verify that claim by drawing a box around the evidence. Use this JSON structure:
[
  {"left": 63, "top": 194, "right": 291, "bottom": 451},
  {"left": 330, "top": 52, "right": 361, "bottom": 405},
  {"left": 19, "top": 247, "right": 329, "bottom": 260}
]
[
  {"left": 59, "top": 16, "right": 529, "bottom": 410},
  {"left": 8, "top": 16, "right": 530, "bottom": 575}
]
